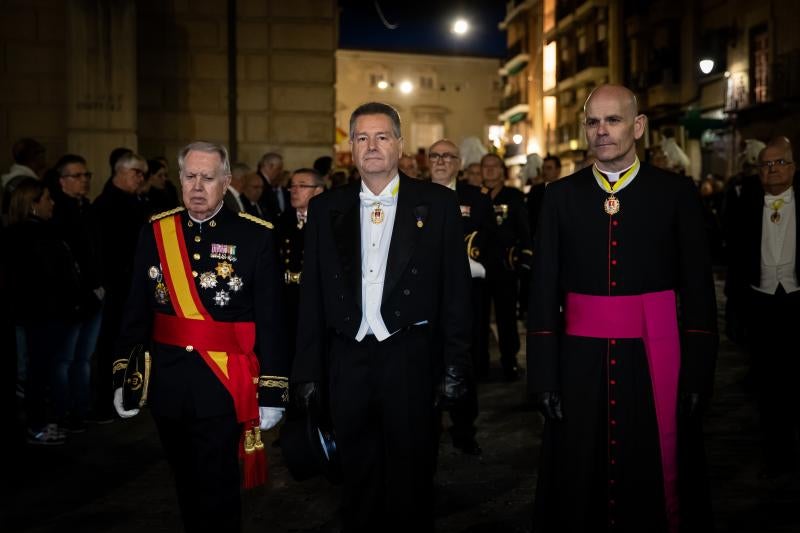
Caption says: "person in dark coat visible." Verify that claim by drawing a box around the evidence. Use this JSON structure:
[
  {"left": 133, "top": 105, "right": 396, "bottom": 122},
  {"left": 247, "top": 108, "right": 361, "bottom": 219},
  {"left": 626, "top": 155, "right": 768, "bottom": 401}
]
[
  {"left": 481, "top": 153, "right": 532, "bottom": 380},
  {"left": 275, "top": 167, "right": 324, "bottom": 361},
  {"left": 91, "top": 152, "right": 148, "bottom": 421},
  {"left": 49, "top": 154, "right": 105, "bottom": 432},
  {"left": 725, "top": 137, "right": 798, "bottom": 479},
  {"left": 527, "top": 84, "right": 718, "bottom": 532},
  {"left": 292, "top": 102, "right": 472, "bottom": 532},
  {"left": 428, "top": 138, "right": 494, "bottom": 455},
  {"left": 5, "top": 178, "right": 82, "bottom": 445},
  {"left": 112, "top": 141, "right": 289, "bottom": 532}
]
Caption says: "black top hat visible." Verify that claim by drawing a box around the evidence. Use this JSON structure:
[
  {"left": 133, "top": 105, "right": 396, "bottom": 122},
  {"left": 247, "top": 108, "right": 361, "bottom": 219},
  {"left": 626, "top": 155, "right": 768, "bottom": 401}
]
[{"left": 280, "top": 407, "right": 342, "bottom": 484}]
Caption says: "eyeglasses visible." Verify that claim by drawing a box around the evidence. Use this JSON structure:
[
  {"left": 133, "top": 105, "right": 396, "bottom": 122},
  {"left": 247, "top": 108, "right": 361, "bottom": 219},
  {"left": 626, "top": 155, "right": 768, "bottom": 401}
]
[
  {"left": 428, "top": 152, "right": 459, "bottom": 163},
  {"left": 758, "top": 159, "right": 794, "bottom": 169},
  {"left": 288, "top": 184, "right": 321, "bottom": 189},
  {"left": 62, "top": 172, "right": 92, "bottom": 180}
]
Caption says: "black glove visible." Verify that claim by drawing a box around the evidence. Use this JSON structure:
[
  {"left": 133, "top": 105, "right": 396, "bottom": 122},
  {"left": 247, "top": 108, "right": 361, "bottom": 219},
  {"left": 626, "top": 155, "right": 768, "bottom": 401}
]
[
  {"left": 679, "top": 391, "right": 706, "bottom": 419},
  {"left": 437, "top": 365, "right": 470, "bottom": 410},
  {"left": 536, "top": 391, "right": 564, "bottom": 421},
  {"left": 293, "top": 381, "right": 320, "bottom": 414}
]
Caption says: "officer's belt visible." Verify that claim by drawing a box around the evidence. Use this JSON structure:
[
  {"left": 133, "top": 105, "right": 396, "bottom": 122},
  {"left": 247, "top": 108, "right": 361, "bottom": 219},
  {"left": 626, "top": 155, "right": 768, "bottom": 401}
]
[
  {"left": 284, "top": 270, "right": 302, "bottom": 284},
  {"left": 152, "top": 312, "right": 255, "bottom": 354}
]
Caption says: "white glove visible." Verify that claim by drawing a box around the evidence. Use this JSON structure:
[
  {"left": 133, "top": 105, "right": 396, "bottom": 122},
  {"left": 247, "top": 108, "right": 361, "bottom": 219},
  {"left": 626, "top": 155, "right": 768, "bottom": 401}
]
[
  {"left": 468, "top": 257, "right": 486, "bottom": 279},
  {"left": 113, "top": 388, "right": 140, "bottom": 418},
  {"left": 259, "top": 406, "right": 285, "bottom": 431}
]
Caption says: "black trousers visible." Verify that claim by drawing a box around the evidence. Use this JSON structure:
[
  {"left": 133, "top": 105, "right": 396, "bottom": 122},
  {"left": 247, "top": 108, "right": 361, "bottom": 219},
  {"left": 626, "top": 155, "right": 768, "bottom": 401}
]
[
  {"left": 483, "top": 272, "right": 520, "bottom": 370},
  {"left": 747, "top": 285, "right": 800, "bottom": 473},
  {"left": 153, "top": 410, "right": 242, "bottom": 533},
  {"left": 329, "top": 327, "right": 436, "bottom": 533},
  {"left": 448, "top": 277, "right": 483, "bottom": 442}
]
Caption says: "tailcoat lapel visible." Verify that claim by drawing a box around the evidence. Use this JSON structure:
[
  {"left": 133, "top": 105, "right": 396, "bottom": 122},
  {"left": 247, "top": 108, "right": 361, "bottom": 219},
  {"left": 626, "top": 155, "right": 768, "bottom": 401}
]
[
  {"left": 331, "top": 182, "right": 362, "bottom": 309},
  {"left": 383, "top": 175, "right": 427, "bottom": 300}
]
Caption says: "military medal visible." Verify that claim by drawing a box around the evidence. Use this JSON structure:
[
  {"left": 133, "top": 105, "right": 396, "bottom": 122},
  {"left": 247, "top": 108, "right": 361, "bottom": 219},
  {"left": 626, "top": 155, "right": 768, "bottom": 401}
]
[
  {"left": 154, "top": 281, "right": 169, "bottom": 304},
  {"left": 148, "top": 266, "right": 160, "bottom": 280},
  {"left": 213, "top": 290, "right": 231, "bottom": 307},
  {"left": 228, "top": 276, "right": 243, "bottom": 292},
  {"left": 210, "top": 243, "right": 237, "bottom": 262},
  {"left": 215, "top": 261, "right": 234, "bottom": 279},
  {"left": 370, "top": 203, "right": 384, "bottom": 224},
  {"left": 494, "top": 204, "right": 508, "bottom": 226},
  {"left": 604, "top": 194, "right": 620, "bottom": 215},
  {"left": 199, "top": 271, "right": 218, "bottom": 289}
]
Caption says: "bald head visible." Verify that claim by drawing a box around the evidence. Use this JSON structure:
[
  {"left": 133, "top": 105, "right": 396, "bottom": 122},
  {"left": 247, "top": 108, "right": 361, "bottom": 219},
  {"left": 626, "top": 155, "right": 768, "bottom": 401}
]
[
  {"left": 584, "top": 85, "right": 639, "bottom": 117},
  {"left": 583, "top": 84, "right": 646, "bottom": 172}
]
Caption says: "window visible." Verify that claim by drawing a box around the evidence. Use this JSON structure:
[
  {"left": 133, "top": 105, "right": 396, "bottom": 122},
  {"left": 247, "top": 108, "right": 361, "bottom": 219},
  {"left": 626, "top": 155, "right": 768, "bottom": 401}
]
[
  {"left": 419, "top": 75, "right": 435, "bottom": 90},
  {"left": 751, "top": 27, "right": 769, "bottom": 103}
]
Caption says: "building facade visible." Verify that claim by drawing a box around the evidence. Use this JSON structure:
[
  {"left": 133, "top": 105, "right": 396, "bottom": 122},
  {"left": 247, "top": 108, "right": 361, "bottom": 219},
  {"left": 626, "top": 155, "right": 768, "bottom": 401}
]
[
  {"left": 0, "top": 0, "right": 337, "bottom": 198},
  {"left": 335, "top": 49, "right": 502, "bottom": 170}
]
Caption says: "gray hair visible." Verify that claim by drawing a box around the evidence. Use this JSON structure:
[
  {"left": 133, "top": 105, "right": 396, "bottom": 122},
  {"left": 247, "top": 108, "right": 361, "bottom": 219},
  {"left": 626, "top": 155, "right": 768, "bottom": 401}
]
[
  {"left": 349, "top": 102, "right": 402, "bottom": 140},
  {"left": 257, "top": 152, "right": 282, "bottom": 169},
  {"left": 177, "top": 141, "right": 231, "bottom": 176},
  {"left": 114, "top": 152, "right": 147, "bottom": 174}
]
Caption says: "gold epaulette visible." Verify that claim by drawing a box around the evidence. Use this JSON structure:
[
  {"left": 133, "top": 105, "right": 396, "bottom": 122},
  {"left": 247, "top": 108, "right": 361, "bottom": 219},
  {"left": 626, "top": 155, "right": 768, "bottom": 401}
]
[
  {"left": 480, "top": 186, "right": 489, "bottom": 194},
  {"left": 238, "top": 211, "right": 274, "bottom": 229},
  {"left": 149, "top": 206, "right": 185, "bottom": 223}
]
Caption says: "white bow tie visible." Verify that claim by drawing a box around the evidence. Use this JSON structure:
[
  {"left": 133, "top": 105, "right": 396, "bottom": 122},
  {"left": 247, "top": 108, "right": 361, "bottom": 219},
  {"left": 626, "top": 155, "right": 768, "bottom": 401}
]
[
  {"left": 359, "top": 191, "right": 396, "bottom": 207},
  {"left": 765, "top": 192, "right": 792, "bottom": 206}
]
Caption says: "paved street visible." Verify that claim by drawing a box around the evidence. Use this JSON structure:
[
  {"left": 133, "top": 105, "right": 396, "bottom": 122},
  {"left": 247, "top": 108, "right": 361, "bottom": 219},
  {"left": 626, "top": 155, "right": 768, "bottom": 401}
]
[{"left": 3, "top": 280, "right": 800, "bottom": 532}]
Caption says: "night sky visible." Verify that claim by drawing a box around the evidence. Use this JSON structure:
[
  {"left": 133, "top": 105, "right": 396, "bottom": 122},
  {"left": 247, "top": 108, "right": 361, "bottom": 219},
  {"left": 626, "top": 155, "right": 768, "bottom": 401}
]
[{"left": 338, "top": 1, "right": 507, "bottom": 58}]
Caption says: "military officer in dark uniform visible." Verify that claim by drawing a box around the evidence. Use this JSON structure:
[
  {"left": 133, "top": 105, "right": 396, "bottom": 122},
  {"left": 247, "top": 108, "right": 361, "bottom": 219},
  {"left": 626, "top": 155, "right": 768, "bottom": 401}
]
[
  {"left": 112, "top": 141, "right": 289, "bottom": 533},
  {"left": 480, "top": 153, "right": 532, "bottom": 380},
  {"left": 276, "top": 167, "right": 324, "bottom": 360},
  {"left": 428, "top": 139, "right": 494, "bottom": 455}
]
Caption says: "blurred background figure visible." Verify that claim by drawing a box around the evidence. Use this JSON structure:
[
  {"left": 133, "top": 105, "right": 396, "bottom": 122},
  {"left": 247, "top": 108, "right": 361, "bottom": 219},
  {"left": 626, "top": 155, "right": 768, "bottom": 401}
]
[
  {"left": 519, "top": 153, "right": 543, "bottom": 192},
  {"left": 399, "top": 153, "right": 420, "bottom": 179},
  {"left": 241, "top": 172, "right": 266, "bottom": 218},
  {"left": 139, "top": 158, "right": 179, "bottom": 216},
  {"left": 660, "top": 130, "right": 691, "bottom": 174},
  {"left": 464, "top": 162, "right": 483, "bottom": 187},
  {"left": 5, "top": 177, "right": 81, "bottom": 445},
  {"left": 460, "top": 136, "right": 488, "bottom": 169},
  {"left": 2, "top": 138, "right": 47, "bottom": 187},
  {"left": 223, "top": 162, "right": 249, "bottom": 212}
]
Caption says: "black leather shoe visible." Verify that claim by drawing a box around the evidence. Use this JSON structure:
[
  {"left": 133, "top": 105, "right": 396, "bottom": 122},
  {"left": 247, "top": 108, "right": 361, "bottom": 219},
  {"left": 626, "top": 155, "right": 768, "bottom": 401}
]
[{"left": 454, "top": 438, "right": 482, "bottom": 455}]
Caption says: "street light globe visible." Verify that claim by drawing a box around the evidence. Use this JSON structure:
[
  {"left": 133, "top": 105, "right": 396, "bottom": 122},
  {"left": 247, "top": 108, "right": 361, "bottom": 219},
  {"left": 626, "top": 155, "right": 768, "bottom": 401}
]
[
  {"left": 452, "top": 19, "right": 469, "bottom": 35},
  {"left": 399, "top": 80, "right": 413, "bottom": 94},
  {"left": 377, "top": 80, "right": 389, "bottom": 90},
  {"left": 512, "top": 134, "right": 523, "bottom": 145},
  {"left": 699, "top": 59, "right": 715, "bottom": 74}
]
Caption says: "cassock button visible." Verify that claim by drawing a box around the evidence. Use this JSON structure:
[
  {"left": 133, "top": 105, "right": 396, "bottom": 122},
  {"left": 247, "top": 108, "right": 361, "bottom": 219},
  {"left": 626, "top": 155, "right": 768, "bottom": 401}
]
[
  {"left": 194, "top": 236, "right": 201, "bottom": 243},
  {"left": 611, "top": 439, "right": 617, "bottom": 445},
  {"left": 403, "top": 289, "right": 410, "bottom": 296},
  {"left": 610, "top": 339, "right": 617, "bottom": 345},
  {"left": 611, "top": 359, "right": 617, "bottom": 365},
  {"left": 612, "top": 220, "right": 619, "bottom": 227},
  {"left": 610, "top": 500, "right": 616, "bottom": 505},
  {"left": 611, "top": 281, "right": 617, "bottom": 287},
  {"left": 411, "top": 267, "right": 418, "bottom": 275},
  {"left": 394, "top": 310, "right": 401, "bottom": 317},
  {"left": 610, "top": 379, "right": 616, "bottom": 385},
  {"left": 185, "top": 345, "right": 194, "bottom": 352},
  {"left": 610, "top": 420, "right": 617, "bottom": 425},
  {"left": 610, "top": 399, "right": 617, "bottom": 405},
  {"left": 611, "top": 458, "right": 616, "bottom": 464},
  {"left": 611, "top": 240, "right": 618, "bottom": 246},
  {"left": 193, "top": 253, "right": 200, "bottom": 260},
  {"left": 611, "top": 259, "right": 617, "bottom": 265}
]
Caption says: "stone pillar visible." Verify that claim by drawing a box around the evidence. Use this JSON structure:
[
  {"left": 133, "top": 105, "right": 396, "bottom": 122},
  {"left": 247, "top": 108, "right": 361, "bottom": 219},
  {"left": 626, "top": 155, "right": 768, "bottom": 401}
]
[{"left": 66, "top": 0, "right": 138, "bottom": 198}]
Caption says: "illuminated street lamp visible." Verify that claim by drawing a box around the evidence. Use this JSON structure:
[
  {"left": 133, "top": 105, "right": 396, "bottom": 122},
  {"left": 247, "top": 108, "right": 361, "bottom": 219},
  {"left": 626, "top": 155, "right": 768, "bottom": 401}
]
[
  {"left": 698, "top": 58, "right": 715, "bottom": 74},
  {"left": 377, "top": 80, "right": 389, "bottom": 90},
  {"left": 512, "top": 134, "right": 523, "bottom": 145},
  {"left": 399, "top": 80, "right": 413, "bottom": 94},
  {"left": 452, "top": 19, "right": 469, "bottom": 35}
]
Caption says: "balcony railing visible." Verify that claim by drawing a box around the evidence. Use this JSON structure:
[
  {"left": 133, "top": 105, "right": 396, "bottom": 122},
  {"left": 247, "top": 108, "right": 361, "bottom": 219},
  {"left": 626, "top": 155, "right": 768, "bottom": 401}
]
[{"left": 506, "top": 39, "right": 527, "bottom": 63}]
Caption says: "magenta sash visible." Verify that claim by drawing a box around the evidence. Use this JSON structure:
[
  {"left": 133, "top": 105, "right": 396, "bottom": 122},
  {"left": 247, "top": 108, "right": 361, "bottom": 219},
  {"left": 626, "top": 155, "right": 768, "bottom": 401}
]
[{"left": 565, "top": 290, "right": 680, "bottom": 532}]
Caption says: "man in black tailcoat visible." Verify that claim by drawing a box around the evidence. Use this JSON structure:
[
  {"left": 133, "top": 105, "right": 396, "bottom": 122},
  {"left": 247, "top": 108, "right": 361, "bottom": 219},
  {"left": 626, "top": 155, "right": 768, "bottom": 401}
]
[{"left": 292, "top": 102, "right": 472, "bottom": 532}]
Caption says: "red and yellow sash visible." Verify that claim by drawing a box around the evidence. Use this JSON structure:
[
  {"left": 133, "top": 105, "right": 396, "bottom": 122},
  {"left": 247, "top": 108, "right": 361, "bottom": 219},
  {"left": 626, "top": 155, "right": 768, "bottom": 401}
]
[{"left": 152, "top": 214, "right": 266, "bottom": 488}]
